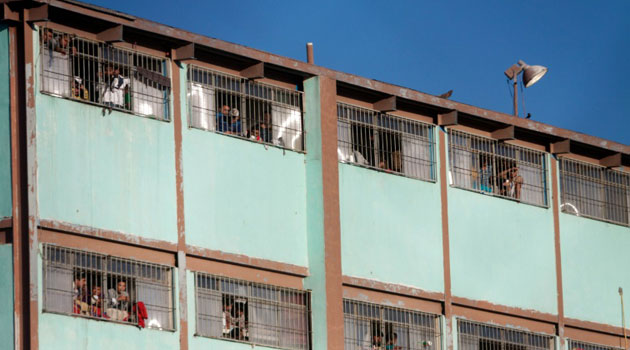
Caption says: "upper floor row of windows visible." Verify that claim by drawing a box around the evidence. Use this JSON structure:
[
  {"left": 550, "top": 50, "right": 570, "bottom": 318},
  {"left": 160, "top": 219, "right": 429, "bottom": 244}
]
[{"left": 37, "top": 27, "right": 630, "bottom": 227}]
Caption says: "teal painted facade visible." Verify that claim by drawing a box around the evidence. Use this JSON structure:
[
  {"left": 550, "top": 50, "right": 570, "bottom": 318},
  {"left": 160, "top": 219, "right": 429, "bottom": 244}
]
[
  {"left": 560, "top": 212, "right": 630, "bottom": 327},
  {"left": 21, "top": 16, "right": 630, "bottom": 350},
  {"left": 37, "top": 251, "right": 181, "bottom": 350},
  {"left": 181, "top": 65, "right": 308, "bottom": 267},
  {"left": 0, "top": 25, "right": 12, "bottom": 219},
  {"left": 0, "top": 244, "right": 14, "bottom": 350},
  {"left": 339, "top": 161, "right": 444, "bottom": 293},
  {"left": 447, "top": 153, "right": 557, "bottom": 315},
  {"left": 34, "top": 34, "right": 178, "bottom": 243}
]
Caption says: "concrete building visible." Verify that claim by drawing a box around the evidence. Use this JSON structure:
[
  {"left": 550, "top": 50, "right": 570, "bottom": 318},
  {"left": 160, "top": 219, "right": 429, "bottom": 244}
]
[{"left": 1, "top": 1, "right": 629, "bottom": 350}]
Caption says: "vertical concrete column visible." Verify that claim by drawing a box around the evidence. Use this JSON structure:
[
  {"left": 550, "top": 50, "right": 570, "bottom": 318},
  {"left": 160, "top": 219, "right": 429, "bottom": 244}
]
[
  {"left": 303, "top": 76, "right": 344, "bottom": 350},
  {"left": 550, "top": 156, "right": 565, "bottom": 343},
  {"left": 7, "top": 21, "right": 20, "bottom": 350},
  {"left": 170, "top": 56, "right": 188, "bottom": 350},
  {"left": 24, "top": 16, "right": 39, "bottom": 350},
  {"left": 438, "top": 127, "right": 453, "bottom": 350}
]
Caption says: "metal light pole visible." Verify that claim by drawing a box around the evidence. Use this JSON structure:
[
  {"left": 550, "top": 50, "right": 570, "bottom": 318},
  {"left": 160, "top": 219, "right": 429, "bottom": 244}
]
[{"left": 504, "top": 60, "right": 548, "bottom": 117}]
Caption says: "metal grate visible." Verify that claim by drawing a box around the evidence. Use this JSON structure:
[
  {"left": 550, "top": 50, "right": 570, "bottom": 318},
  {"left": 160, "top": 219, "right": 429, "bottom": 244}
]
[
  {"left": 568, "top": 339, "right": 623, "bottom": 350},
  {"left": 187, "top": 65, "right": 304, "bottom": 151},
  {"left": 448, "top": 129, "right": 548, "bottom": 206},
  {"left": 195, "top": 273, "right": 311, "bottom": 350},
  {"left": 457, "top": 320, "right": 554, "bottom": 350},
  {"left": 337, "top": 103, "right": 436, "bottom": 182},
  {"left": 559, "top": 158, "right": 630, "bottom": 226},
  {"left": 343, "top": 299, "right": 441, "bottom": 350},
  {"left": 39, "top": 27, "right": 171, "bottom": 120},
  {"left": 42, "top": 244, "right": 175, "bottom": 330}
]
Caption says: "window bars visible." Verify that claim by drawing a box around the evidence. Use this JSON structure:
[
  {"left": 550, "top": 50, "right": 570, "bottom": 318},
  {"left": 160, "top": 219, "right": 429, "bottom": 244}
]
[
  {"left": 39, "top": 27, "right": 171, "bottom": 120},
  {"left": 559, "top": 158, "right": 630, "bottom": 226},
  {"left": 457, "top": 320, "right": 554, "bottom": 350},
  {"left": 337, "top": 103, "right": 437, "bottom": 182},
  {"left": 448, "top": 129, "right": 548, "bottom": 206},
  {"left": 568, "top": 340, "right": 623, "bottom": 350},
  {"left": 195, "top": 273, "right": 311, "bottom": 350},
  {"left": 187, "top": 65, "right": 304, "bottom": 151},
  {"left": 343, "top": 299, "right": 441, "bottom": 350},
  {"left": 42, "top": 244, "right": 175, "bottom": 330}
]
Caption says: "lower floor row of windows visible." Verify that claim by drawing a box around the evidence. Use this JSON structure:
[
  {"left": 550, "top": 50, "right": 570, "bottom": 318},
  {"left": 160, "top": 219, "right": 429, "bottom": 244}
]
[{"left": 41, "top": 244, "right": 622, "bottom": 350}]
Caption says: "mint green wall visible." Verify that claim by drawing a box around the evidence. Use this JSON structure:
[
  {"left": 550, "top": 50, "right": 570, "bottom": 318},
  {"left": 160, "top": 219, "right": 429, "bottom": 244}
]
[
  {"left": 187, "top": 271, "right": 279, "bottom": 350},
  {"left": 34, "top": 37, "right": 177, "bottom": 242},
  {"left": 339, "top": 161, "right": 444, "bottom": 293},
  {"left": 560, "top": 212, "right": 630, "bottom": 327},
  {"left": 36, "top": 95, "right": 178, "bottom": 242},
  {"left": 0, "top": 25, "right": 12, "bottom": 219},
  {"left": 0, "top": 244, "right": 14, "bottom": 350},
  {"left": 181, "top": 66, "right": 308, "bottom": 267},
  {"left": 38, "top": 251, "right": 180, "bottom": 350},
  {"left": 448, "top": 180, "right": 557, "bottom": 314}
]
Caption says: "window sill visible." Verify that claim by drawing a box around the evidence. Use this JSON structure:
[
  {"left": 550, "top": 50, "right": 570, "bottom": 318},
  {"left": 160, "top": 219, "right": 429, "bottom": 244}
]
[
  {"left": 560, "top": 210, "right": 630, "bottom": 227},
  {"left": 194, "top": 332, "right": 307, "bottom": 350},
  {"left": 338, "top": 160, "right": 437, "bottom": 184},
  {"left": 449, "top": 184, "right": 550, "bottom": 209},
  {"left": 42, "top": 310, "right": 176, "bottom": 332},
  {"left": 188, "top": 125, "right": 307, "bottom": 155},
  {"left": 39, "top": 91, "right": 171, "bottom": 123}
]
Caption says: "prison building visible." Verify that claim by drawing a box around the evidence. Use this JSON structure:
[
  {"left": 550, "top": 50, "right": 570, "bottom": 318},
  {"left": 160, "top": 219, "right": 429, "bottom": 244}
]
[{"left": 1, "top": 1, "right": 629, "bottom": 350}]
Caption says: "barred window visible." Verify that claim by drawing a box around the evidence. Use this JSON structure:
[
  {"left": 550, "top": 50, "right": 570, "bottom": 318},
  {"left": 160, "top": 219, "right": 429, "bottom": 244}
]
[
  {"left": 559, "top": 158, "right": 630, "bottom": 226},
  {"left": 568, "top": 340, "right": 623, "bottom": 350},
  {"left": 343, "top": 299, "right": 441, "bottom": 350},
  {"left": 337, "top": 103, "right": 436, "bottom": 181},
  {"left": 448, "top": 129, "right": 548, "bottom": 206},
  {"left": 458, "top": 320, "right": 554, "bottom": 350},
  {"left": 187, "top": 65, "right": 304, "bottom": 151},
  {"left": 39, "top": 27, "right": 171, "bottom": 120},
  {"left": 42, "top": 244, "right": 175, "bottom": 330},
  {"left": 195, "top": 273, "right": 311, "bottom": 350}
]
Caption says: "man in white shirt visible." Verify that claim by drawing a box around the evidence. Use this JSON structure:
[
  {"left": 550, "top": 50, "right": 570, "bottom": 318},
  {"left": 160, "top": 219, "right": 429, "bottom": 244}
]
[{"left": 101, "top": 64, "right": 129, "bottom": 109}]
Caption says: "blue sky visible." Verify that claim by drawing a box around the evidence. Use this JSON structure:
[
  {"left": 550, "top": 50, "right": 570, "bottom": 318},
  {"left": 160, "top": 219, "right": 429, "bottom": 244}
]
[{"left": 89, "top": 0, "right": 630, "bottom": 145}]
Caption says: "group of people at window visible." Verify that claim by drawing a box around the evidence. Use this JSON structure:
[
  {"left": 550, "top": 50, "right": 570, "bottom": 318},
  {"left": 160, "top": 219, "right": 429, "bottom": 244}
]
[
  {"left": 222, "top": 295, "right": 249, "bottom": 341},
  {"left": 348, "top": 124, "right": 404, "bottom": 173},
  {"left": 41, "top": 28, "right": 137, "bottom": 111},
  {"left": 72, "top": 271, "right": 134, "bottom": 322},
  {"left": 215, "top": 103, "right": 273, "bottom": 144},
  {"left": 472, "top": 155, "right": 524, "bottom": 200},
  {"left": 365, "top": 321, "right": 403, "bottom": 350}
]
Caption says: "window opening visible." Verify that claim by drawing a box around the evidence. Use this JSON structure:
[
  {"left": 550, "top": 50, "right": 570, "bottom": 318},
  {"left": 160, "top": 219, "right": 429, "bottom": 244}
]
[
  {"left": 195, "top": 273, "right": 311, "bottom": 350},
  {"left": 337, "top": 103, "right": 436, "bottom": 182},
  {"left": 343, "top": 299, "right": 441, "bottom": 350},
  {"left": 39, "top": 27, "right": 171, "bottom": 120},
  {"left": 42, "top": 244, "right": 175, "bottom": 330},
  {"left": 448, "top": 129, "right": 548, "bottom": 206},
  {"left": 188, "top": 65, "right": 304, "bottom": 151}
]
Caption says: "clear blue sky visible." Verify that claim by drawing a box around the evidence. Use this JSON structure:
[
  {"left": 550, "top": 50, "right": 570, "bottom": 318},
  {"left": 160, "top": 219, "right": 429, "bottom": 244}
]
[{"left": 89, "top": 0, "right": 630, "bottom": 145}]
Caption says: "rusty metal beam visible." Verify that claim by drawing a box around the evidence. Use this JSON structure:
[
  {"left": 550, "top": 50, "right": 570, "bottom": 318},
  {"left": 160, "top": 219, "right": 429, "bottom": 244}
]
[
  {"left": 600, "top": 153, "right": 622, "bottom": 168},
  {"left": 374, "top": 95, "right": 396, "bottom": 112},
  {"left": 173, "top": 43, "right": 195, "bottom": 61},
  {"left": 241, "top": 62, "right": 264, "bottom": 80},
  {"left": 438, "top": 110, "right": 458, "bottom": 126},
  {"left": 550, "top": 139, "right": 571, "bottom": 155},
  {"left": 2, "top": 4, "right": 19, "bottom": 22},
  {"left": 491, "top": 125, "right": 515, "bottom": 141},
  {"left": 96, "top": 24, "right": 124, "bottom": 43},
  {"left": 26, "top": 4, "right": 48, "bottom": 22}
]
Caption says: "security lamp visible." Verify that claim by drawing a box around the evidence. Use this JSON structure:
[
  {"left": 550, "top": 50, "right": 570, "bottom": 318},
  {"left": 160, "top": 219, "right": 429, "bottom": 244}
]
[{"left": 504, "top": 60, "right": 548, "bottom": 117}]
